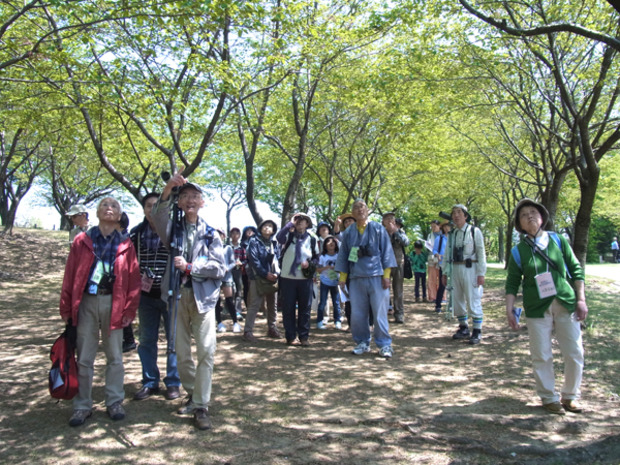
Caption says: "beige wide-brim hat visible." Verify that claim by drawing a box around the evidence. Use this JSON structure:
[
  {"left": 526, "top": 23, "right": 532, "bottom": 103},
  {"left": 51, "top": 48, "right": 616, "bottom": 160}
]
[{"left": 513, "top": 198, "right": 549, "bottom": 233}]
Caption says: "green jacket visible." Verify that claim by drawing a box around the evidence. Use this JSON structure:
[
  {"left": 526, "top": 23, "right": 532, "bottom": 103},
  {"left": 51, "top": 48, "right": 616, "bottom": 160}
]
[
  {"left": 505, "top": 233, "right": 585, "bottom": 318},
  {"left": 410, "top": 250, "right": 427, "bottom": 274}
]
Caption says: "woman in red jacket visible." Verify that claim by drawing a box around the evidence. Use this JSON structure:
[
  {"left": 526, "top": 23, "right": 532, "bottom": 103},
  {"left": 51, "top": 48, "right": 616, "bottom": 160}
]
[{"left": 59, "top": 197, "right": 141, "bottom": 427}]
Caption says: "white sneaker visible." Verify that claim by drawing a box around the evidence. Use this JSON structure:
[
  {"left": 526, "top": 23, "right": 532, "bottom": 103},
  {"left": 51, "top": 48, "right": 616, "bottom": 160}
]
[
  {"left": 379, "top": 345, "right": 393, "bottom": 359},
  {"left": 217, "top": 322, "right": 227, "bottom": 333},
  {"left": 351, "top": 342, "right": 370, "bottom": 355},
  {"left": 316, "top": 321, "right": 326, "bottom": 330},
  {"left": 232, "top": 322, "right": 242, "bottom": 333},
  {"left": 334, "top": 321, "right": 342, "bottom": 330}
]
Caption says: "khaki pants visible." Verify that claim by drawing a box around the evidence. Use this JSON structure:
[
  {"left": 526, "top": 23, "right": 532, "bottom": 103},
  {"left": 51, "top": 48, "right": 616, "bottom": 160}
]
[
  {"left": 175, "top": 287, "right": 217, "bottom": 409},
  {"left": 243, "top": 279, "right": 277, "bottom": 333},
  {"left": 527, "top": 299, "right": 584, "bottom": 404},
  {"left": 74, "top": 293, "right": 124, "bottom": 410}
]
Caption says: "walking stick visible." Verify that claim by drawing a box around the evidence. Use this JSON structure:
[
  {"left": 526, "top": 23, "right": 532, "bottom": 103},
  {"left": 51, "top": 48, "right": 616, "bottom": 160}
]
[{"left": 166, "top": 186, "right": 184, "bottom": 355}]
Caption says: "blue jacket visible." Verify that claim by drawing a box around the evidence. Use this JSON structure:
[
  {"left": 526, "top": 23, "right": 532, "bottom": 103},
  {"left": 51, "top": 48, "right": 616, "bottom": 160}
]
[
  {"left": 247, "top": 234, "right": 280, "bottom": 280},
  {"left": 335, "top": 221, "right": 396, "bottom": 278}
]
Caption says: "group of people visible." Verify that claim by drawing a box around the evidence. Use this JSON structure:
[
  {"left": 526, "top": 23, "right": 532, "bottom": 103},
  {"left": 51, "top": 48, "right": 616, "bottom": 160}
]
[{"left": 58, "top": 178, "right": 589, "bottom": 431}]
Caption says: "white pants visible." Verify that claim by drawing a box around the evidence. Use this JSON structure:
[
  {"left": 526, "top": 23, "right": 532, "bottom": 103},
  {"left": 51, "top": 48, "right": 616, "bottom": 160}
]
[
  {"left": 451, "top": 264, "right": 483, "bottom": 322},
  {"left": 527, "top": 299, "right": 584, "bottom": 404}
]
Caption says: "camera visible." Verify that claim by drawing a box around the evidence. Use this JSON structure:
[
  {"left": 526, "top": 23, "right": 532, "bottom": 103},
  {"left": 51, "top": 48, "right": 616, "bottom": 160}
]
[
  {"left": 465, "top": 258, "right": 472, "bottom": 268},
  {"left": 357, "top": 245, "right": 371, "bottom": 258},
  {"left": 454, "top": 246, "right": 464, "bottom": 263},
  {"left": 99, "top": 273, "right": 116, "bottom": 290}
]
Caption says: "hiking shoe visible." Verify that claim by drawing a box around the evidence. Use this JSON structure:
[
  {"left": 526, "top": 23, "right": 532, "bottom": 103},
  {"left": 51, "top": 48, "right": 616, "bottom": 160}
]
[
  {"left": 351, "top": 342, "right": 371, "bottom": 355},
  {"left": 267, "top": 327, "right": 281, "bottom": 338},
  {"left": 122, "top": 341, "right": 137, "bottom": 353},
  {"left": 452, "top": 325, "right": 470, "bottom": 340},
  {"left": 177, "top": 397, "right": 196, "bottom": 415},
  {"left": 194, "top": 408, "right": 212, "bottom": 430},
  {"left": 232, "top": 322, "right": 242, "bottom": 333},
  {"left": 69, "top": 409, "right": 92, "bottom": 427},
  {"left": 415, "top": 297, "right": 421, "bottom": 303},
  {"left": 316, "top": 321, "right": 326, "bottom": 330},
  {"left": 379, "top": 345, "right": 393, "bottom": 359},
  {"left": 236, "top": 312, "right": 244, "bottom": 322},
  {"left": 217, "top": 322, "right": 227, "bottom": 333},
  {"left": 543, "top": 401, "right": 566, "bottom": 415},
  {"left": 107, "top": 401, "right": 125, "bottom": 421},
  {"left": 300, "top": 338, "right": 310, "bottom": 347},
  {"left": 334, "top": 321, "right": 342, "bottom": 330},
  {"left": 394, "top": 316, "right": 404, "bottom": 324},
  {"left": 469, "top": 329, "right": 482, "bottom": 345},
  {"left": 435, "top": 307, "right": 442, "bottom": 313},
  {"left": 561, "top": 399, "right": 583, "bottom": 413},
  {"left": 242, "top": 331, "right": 257, "bottom": 342}
]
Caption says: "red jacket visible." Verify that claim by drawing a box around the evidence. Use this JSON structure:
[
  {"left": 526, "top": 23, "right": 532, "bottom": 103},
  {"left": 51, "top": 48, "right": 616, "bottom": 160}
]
[{"left": 59, "top": 229, "right": 141, "bottom": 330}]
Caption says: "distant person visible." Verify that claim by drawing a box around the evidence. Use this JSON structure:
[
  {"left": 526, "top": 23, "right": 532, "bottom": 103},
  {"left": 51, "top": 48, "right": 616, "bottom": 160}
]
[
  {"left": 382, "top": 213, "right": 410, "bottom": 323},
  {"left": 240, "top": 226, "right": 257, "bottom": 307},
  {"left": 335, "top": 198, "right": 397, "bottom": 358},
  {"left": 60, "top": 197, "right": 141, "bottom": 427},
  {"left": 426, "top": 220, "right": 441, "bottom": 301},
  {"left": 151, "top": 174, "right": 227, "bottom": 431},
  {"left": 243, "top": 219, "right": 281, "bottom": 342},
  {"left": 130, "top": 193, "right": 181, "bottom": 402},
  {"left": 316, "top": 236, "right": 342, "bottom": 330},
  {"left": 229, "top": 227, "right": 245, "bottom": 316},
  {"left": 433, "top": 221, "right": 451, "bottom": 313},
  {"left": 65, "top": 204, "right": 89, "bottom": 245},
  {"left": 410, "top": 240, "right": 428, "bottom": 303},
  {"left": 612, "top": 237, "right": 619, "bottom": 263},
  {"left": 215, "top": 229, "right": 242, "bottom": 334},
  {"left": 506, "top": 198, "right": 587, "bottom": 415},
  {"left": 118, "top": 212, "right": 137, "bottom": 353}
]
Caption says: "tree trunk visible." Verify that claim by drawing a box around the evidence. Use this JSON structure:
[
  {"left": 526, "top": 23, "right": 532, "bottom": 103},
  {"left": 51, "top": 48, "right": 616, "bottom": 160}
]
[{"left": 572, "top": 171, "right": 600, "bottom": 267}]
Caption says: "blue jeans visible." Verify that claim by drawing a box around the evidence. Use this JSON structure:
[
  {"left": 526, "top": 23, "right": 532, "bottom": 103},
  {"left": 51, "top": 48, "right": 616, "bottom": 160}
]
[
  {"left": 349, "top": 277, "right": 392, "bottom": 348},
  {"left": 280, "top": 277, "right": 313, "bottom": 342},
  {"left": 317, "top": 282, "right": 341, "bottom": 322},
  {"left": 137, "top": 294, "right": 180, "bottom": 389}
]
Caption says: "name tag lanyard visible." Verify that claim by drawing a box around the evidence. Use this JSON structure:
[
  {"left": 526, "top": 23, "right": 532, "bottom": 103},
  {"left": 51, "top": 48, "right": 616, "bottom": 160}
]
[
  {"left": 531, "top": 247, "right": 557, "bottom": 299},
  {"left": 90, "top": 236, "right": 116, "bottom": 285}
]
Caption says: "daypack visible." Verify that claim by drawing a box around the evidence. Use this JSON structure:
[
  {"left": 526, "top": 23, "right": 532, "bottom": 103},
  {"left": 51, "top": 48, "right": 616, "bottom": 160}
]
[
  {"left": 510, "top": 232, "right": 572, "bottom": 279},
  {"left": 49, "top": 325, "right": 79, "bottom": 400}
]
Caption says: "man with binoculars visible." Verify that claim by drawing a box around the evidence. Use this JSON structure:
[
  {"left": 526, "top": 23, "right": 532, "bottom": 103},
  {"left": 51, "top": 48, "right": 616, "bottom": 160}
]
[{"left": 441, "top": 204, "right": 487, "bottom": 345}]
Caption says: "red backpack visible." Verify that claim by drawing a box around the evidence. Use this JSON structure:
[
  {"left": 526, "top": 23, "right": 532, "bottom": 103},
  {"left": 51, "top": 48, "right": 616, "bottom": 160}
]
[{"left": 49, "top": 326, "right": 79, "bottom": 400}]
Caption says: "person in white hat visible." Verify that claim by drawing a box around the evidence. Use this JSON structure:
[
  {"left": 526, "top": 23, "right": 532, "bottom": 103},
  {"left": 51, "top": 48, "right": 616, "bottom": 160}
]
[{"left": 65, "top": 204, "right": 89, "bottom": 244}]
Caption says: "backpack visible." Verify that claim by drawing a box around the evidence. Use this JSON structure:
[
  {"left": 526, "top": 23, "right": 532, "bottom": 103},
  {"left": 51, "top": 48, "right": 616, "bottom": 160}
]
[
  {"left": 510, "top": 232, "right": 572, "bottom": 279},
  {"left": 49, "top": 325, "right": 79, "bottom": 400}
]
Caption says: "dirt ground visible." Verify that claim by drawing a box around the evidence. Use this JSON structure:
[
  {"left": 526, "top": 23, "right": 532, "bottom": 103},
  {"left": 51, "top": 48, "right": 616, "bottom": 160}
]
[{"left": 0, "top": 230, "right": 619, "bottom": 465}]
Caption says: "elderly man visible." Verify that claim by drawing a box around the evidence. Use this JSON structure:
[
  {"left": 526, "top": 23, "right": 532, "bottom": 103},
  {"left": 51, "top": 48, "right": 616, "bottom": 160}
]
[
  {"left": 60, "top": 197, "right": 141, "bottom": 427},
  {"left": 441, "top": 204, "right": 487, "bottom": 345},
  {"left": 131, "top": 193, "right": 181, "bottom": 402},
  {"left": 335, "top": 199, "right": 397, "bottom": 358},
  {"left": 382, "top": 213, "right": 410, "bottom": 323},
  {"left": 151, "top": 174, "right": 227, "bottom": 431}
]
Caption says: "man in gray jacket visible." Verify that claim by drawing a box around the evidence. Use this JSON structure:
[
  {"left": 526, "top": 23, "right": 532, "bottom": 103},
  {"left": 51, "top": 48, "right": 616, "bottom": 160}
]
[{"left": 152, "top": 173, "right": 227, "bottom": 430}]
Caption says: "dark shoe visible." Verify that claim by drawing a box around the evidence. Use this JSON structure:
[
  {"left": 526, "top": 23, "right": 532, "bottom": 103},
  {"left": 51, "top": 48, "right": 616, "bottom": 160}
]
[
  {"left": 194, "top": 408, "right": 212, "bottom": 430},
  {"left": 394, "top": 316, "right": 404, "bottom": 324},
  {"left": 165, "top": 386, "right": 181, "bottom": 400},
  {"left": 469, "top": 329, "right": 481, "bottom": 345},
  {"left": 452, "top": 325, "right": 470, "bottom": 340},
  {"left": 415, "top": 297, "right": 421, "bottom": 303},
  {"left": 435, "top": 307, "right": 442, "bottom": 313},
  {"left": 561, "top": 399, "right": 583, "bottom": 413},
  {"left": 69, "top": 409, "right": 92, "bottom": 427},
  {"left": 300, "top": 338, "right": 310, "bottom": 347},
  {"left": 286, "top": 339, "right": 296, "bottom": 346},
  {"left": 107, "top": 401, "right": 125, "bottom": 421},
  {"left": 267, "top": 327, "right": 281, "bottom": 338},
  {"left": 122, "top": 341, "right": 137, "bottom": 353},
  {"left": 242, "top": 331, "right": 258, "bottom": 342},
  {"left": 177, "top": 397, "right": 196, "bottom": 415},
  {"left": 134, "top": 385, "right": 160, "bottom": 400}
]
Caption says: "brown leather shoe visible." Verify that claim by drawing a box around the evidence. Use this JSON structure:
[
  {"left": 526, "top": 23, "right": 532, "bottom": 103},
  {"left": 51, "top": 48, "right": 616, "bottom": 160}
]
[
  {"left": 194, "top": 408, "right": 212, "bottom": 430},
  {"left": 267, "top": 327, "right": 281, "bottom": 338},
  {"left": 542, "top": 401, "right": 566, "bottom": 415},
  {"left": 300, "top": 338, "right": 310, "bottom": 347},
  {"left": 242, "top": 331, "right": 258, "bottom": 342},
  {"left": 561, "top": 399, "right": 583, "bottom": 413}
]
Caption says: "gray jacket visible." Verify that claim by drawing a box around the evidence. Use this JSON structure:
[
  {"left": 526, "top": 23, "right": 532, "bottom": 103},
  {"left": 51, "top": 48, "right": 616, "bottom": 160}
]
[{"left": 152, "top": 198, "right": 227, "bottom": 313}]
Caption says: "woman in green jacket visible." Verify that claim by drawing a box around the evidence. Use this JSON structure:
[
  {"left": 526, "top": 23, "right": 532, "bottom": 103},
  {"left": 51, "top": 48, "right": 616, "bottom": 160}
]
[{"left": 505, "top": 199, "right": 588, "bottom": 416}]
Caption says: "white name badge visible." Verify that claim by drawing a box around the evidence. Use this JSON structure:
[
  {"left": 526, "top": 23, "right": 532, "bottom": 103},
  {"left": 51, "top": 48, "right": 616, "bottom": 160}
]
[
  {"left": 535, "top": 271, "right": 557, "bottom": 299},
  {"left": 91, "top": 260, "right": 104, "bottom": 284},
  {"left": 141, "top": 273, "right": 154, "bottom": 292}
]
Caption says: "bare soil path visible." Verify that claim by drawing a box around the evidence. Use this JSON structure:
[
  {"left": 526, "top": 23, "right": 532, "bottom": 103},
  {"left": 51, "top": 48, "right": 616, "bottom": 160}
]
[{"left": 0, "top": 230, "right": 618, "bottom": 465}]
